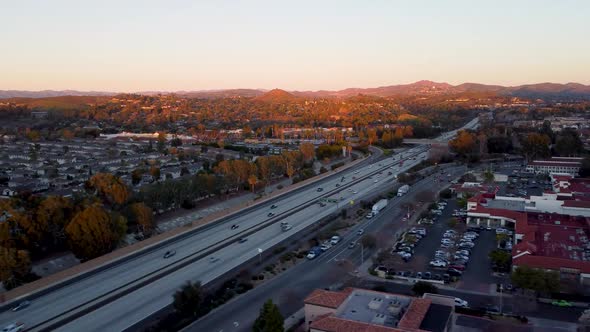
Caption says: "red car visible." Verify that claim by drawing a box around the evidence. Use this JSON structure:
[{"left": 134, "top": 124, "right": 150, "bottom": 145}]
[{"left": 449, "top": 264, "right": 466, "bottom": 271}]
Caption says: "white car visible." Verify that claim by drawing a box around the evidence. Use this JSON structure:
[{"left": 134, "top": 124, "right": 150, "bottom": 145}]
[
  {"left": 429, "top": 260, "right": 448, "bottom": 267},
  {"left": 320, "top": 243, "right": 332, "bottom": 251},
  {"left": 330, "top": 235, "right": 341, "bottom": 245},
  {"left": 454, "top": 298, "right": 469, "bottom": 307},
  {"left": 441, "top": 239, "right": 455, "bottom": 245},
  {"left": 307, "top": 252, "right": 317, "bottom": 259}
]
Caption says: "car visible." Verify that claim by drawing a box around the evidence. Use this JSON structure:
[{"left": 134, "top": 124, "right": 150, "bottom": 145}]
[
  {"left": 374, "top": 179, "right": 378, "bottom": 183},
  {"left": 238, "top": 238, "right": 248, "bottom": 243},
  {"left": 449, "top": 264, "right": 466, "bottom": 271},
  {"left": 320, "top": 243, "right": 332, "bottom": 251},
  {"left": 354, "top": 170, "right": 360, "bottom": 174},
  {"left": 267, "top": 212, "right": 275, "bottom": 218},
  {"left": 11, "top": 301, "right": 30, "bottom": 312},
  {"left": 352, "top": 190, "right": 358, "bottom": 194},
  {"left": 441, "top": 239, "right": 455, "bottom": 245},
  {"left": 442, "top": 274, "right": 451, "bottom": 282},
  {"left": 440, "top": 243, "right": 452, "bottom": 249},
  {"left": 307, "top": 251, "right": 317, "bottom": 259},
  {"left": 1, "top": 323, "right": 25, "bottom": 332},
  {"left": 423, "top": 272, "right": 432, "bottom": 279},
  {"left": 317, "top": 188, "right": 323, "bottom": 192},
  {"left": 433, "top": 274, "right": 442, "bottom": 280},
  {"left": 270, "top": 204, "right": 278, "bottom": 209},
  {"left": 484, "top": 305, "right": 501, "bottom": 314},
  {"left": 398, "top": 251, "right": 412, "bottom": 259},
  {"left": 416, "top": 272, "right": 422, "bottom": 279},
  {"left": 454, "top": 298, "right": 469, "bottom": 308},
  {"left": 163, "top": 250, "right": 176, "bottom": 259},
  {"left": 348, "top": 241, "right": 357, "bottom": 249},
  {"left": 447, "top": 268, "right": 463, "bottom": 276},
  {"left": 454, "top": 254, "right": 469, "bottom": 261},
  {"left": 348, "top": 188, "right": 353, "bottom": 192},
  {"left": 357, "top": 229, "right": 364, "bottom": 236},
  {"left": 456, "top": 250, "right": 470, "bottom": 256},
  {"left": 209, "top": 256, "right": 220, "bottom": 263},
  {"left": 552, "top": 300, "right": 573, "bottom": 307},
  {"left": 496, "top": 228, "right": 508, "bottom": 235},
  {"left": 335, "top": 183, "right": 341, "bottom": 187},
  {"left": 445, "top": 230, "right": 457, "bottom": 234},
  {"left": 454, "top": 259, "right": 468, "bottom": 266},
  {"left": 429, "top": 260, "right": 447, "bottom": 267},
  {"left": 458, "top": 243, "right": 475, "bottom": 249},
  {"left": 330, "top": 235, "right": 341, "bottom": 245},
  {"left": 399, "top": 247, "right": 413, "bottom": 253},
  {"left": 231, "top": 224, "right": 239, "bottom": 230}
]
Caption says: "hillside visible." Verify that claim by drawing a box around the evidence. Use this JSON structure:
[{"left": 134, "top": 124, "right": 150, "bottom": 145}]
[
  {"left": 5, "top": 96, "right": 107, "bottom": 109},
  {"left": 253, "top": 89, "right": 298, "bottom": 103}
]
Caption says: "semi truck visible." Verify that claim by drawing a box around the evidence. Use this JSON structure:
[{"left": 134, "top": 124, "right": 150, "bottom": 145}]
[
  {"left": 367, "top": 199, "right": 388, "bottom": 219},
  {"left": 397, "top": 184, "right": 410, "bottom": 196}
]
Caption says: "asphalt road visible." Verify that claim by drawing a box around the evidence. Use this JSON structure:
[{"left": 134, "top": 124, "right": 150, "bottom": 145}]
[
  {"left": 184, "top": 165, "right": 469, "bottom": 332},
  {"left": 0, "top": 118, "right": 480, "bottom": 331}
]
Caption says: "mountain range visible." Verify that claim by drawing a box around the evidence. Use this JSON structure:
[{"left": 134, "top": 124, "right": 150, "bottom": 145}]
[{"left": 2, "top": 81, "right": 590, "bottom": 100}]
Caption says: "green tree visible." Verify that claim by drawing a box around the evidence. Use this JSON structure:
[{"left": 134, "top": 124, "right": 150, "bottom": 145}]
[
  {"left": 173, "top": 281, "right": 206, "bottom": 318},
  {"left": 361, "top": 234, "right": 377, "bottom": 248},
  {"left": 252, "top": 299, "right": 284, "bottom": 332},
  {"left": 511, "top": 266, "right": 560, "bottom": 295},
  {"left": 554, "top": 128, "right": 583, "bottom": 157},
  {"left": 412, "top": 281, "right": 439, "bottom": 296},
  {"left": 521, "top": 133, "right": 550, "bottom": 161},
  {"left": 489, "top": 249, "right": 511, "bottom": 270}
]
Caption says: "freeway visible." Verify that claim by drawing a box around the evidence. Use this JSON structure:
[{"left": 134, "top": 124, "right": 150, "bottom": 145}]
[{"left": 0, "top": 118, "right": 477, "bottom": 331}]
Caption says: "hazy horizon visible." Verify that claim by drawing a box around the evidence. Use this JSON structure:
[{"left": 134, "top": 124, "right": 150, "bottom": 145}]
[{"left": 2, "top": 0, "right": 590, "bottom": 91}]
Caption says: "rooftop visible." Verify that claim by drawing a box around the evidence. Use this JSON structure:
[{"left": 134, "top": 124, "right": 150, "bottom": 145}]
[
  {"left": 335, "top": 289, "right": 413, "bottom": 328},
  {"left": 418, "top": 303, "right": 453, "bottom": 332}
]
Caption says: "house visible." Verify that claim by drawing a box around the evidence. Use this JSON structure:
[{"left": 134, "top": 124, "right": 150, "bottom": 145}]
[{"left": 304, "top": 288, "right": 454, "bottom": 332}]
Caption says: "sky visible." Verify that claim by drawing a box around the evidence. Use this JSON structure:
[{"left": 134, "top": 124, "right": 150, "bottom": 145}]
[{"left": 1, "top": 0, "right": 590, "bottom": 92}]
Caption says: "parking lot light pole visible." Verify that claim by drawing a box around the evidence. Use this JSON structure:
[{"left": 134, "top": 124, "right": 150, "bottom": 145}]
[{"left": 499, "top": 284, "right": 503, "bottom": 314}]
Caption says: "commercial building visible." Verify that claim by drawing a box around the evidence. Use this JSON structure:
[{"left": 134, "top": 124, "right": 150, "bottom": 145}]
[
  {"left": 526, "top": 157, "right": 582, "bottom": 176},
  {"left": 304, "top": 288, "right": 454, "bottom": 332}
]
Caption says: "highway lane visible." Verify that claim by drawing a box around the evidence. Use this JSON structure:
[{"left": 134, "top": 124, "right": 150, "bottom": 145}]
[
  {"left": 54, "top": 148, "right": 432, "bottom": 331},
  {"left": 0, "top": 149, "right": 384, "bottom": 328},
  {"left": 184, "top": 165, "right": 469, "bottom": 332},
  {"left": 0, "top": 118, "right": 477, "bottom": 330}
]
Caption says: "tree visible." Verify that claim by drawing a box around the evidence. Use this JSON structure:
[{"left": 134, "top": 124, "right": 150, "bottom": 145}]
[
  {"left": 521, "top": 133, "right": 550, "bottom": 161},
  {"left": 35, "top": 195, "right": 74, "bottom": 249},
  {"left": 65, "top": 204, "right": 121, "bottom": 261},
  {"left": 87, "top": 173, "right": 130, "bottom": 205},
  {"left": 131, "top": 168, "right": 144, "bottom": 185},
  {"left": 0, "top": 246, "right": 32, "bottom": 289},
  {"left": 487, "top": 136, "right": 513, "bottom": 154},
  {"left": 489, "top": 249, "right": 511, "bottom": 271},
  {"left": 449, "top": 130, "right": 476, "bottom": 157},
  {"left": 248, "top": 175, "right": 259, "bottom": 192},
  {"left": 299, "top": 143, "right": 315, "bottom": 162},
  {"left": 483, "top": 170, "right": 494, "bottom": 183},
  {"left": 367, "top": 128, "right": 377, "bottom": 145},
  {"left": 511, "top": 266, "right": 560, "bottom": 295},
  {"left": 157, "top": 132, "right": 167, "bottom": 152},
  {"left": 130, "top": 202, "right": 155, "bottom": 237},
  {"left": 412, "top": 281, "right": 438, "bottom": 296},
  {"left": 554, "top": 128, "right": 583, "bottom": 157},
  {"left": 173, "top": 281, "right": 206, "bottom": 318},
  {"left": 252, "top": 299, "right": 284, "bottom": 332},
  {"left": 580, "top": 156, "right": 590, "bottom": 177},
  {"left": 361, "top": 234, "right": 377, "bottom": 248},
  {"left": 149, "top": 166, "right": 161, "bottom": 180}
]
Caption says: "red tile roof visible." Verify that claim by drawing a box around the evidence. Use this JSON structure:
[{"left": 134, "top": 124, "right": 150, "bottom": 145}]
[
  {"left": 310, "top": 315, "right": 403, "bottom": 332},
  {"left": 513, "top": 255, "right": 590, "bottom": 274},
  {"left": 304, "top": 288, "right": 352, "bottom": 309},
  {"left": 562, "top": 200, "right": 590, "bottom": 208},
  {"left": 397, "top": 298, "right": 431, "bottom": 331}
]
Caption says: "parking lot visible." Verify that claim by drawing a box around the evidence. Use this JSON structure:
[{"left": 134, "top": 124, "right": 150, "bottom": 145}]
[{"left": 391, "top": 198, "right": 507, "bottom": 291}]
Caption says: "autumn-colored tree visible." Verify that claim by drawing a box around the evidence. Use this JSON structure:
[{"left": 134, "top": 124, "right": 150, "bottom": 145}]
[
  {"left": 248, "top": 175, "right": 259, "bottom": 192},
  {"left": 449, "top": 130, "right": 477, "bottom": 156},
  {"left": 299, "top": 143, "right": 315, "bottom": 162},
  {"left": 65, "top": 204, "right": 121, "bottom": 261},
  {"left": 129, "top": 203, "right": 155, "bottom": 237},
  {"left": 367, "top": 128, "right": 377, "bottom": 145},
  {"left": 0, "top": 247, "right": 32, "bottom": 289},
  {"left": 149, "top": 166, "right": 161, "bottom": 179},
  {"left": 35, "top": 196, "right": 74, "bottom": 249},
  {"left": 87, "top": 173, "right": 130, "bottom": 205}
]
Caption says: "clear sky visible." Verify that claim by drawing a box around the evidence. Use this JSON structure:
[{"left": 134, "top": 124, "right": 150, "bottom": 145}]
[{"left": 2, "top": 0, "right": 589, "bottom": 91}]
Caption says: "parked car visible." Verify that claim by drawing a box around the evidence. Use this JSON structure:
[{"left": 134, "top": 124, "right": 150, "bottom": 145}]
[
  {"left": 429, "top": 260, "right": 448, "bottom": 267},
  {"left": 449, "top": 264, "right": 466, "bottom": 271},
  {"left": 447, "top": 268, "right": 463, "bottom": 276},
  {"left": 416, "top": 272, "right": 422, "bottom": 279},
  {"left": 423, "top": 272, "right": 432, "bottom": 279}
]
